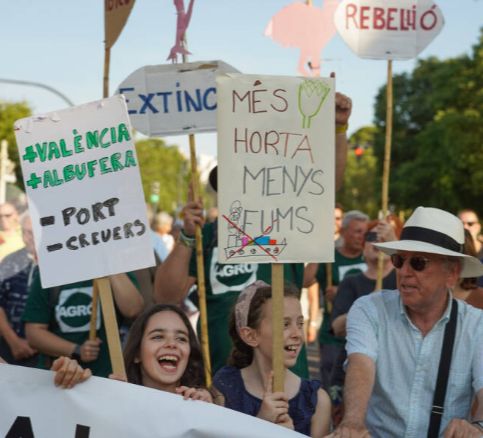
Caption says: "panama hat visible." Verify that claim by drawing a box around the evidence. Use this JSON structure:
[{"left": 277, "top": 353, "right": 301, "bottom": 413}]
[{"left": 374, "top": 206, "right": 483, "bottom": 278}]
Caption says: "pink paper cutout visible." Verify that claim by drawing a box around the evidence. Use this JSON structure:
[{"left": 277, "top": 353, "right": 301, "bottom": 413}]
[
  {"left": 167, "top": 0, "right": 196, "bottom": 63},
  {"left": 265, "top": 0, "right": 339, "bottom": 76}
]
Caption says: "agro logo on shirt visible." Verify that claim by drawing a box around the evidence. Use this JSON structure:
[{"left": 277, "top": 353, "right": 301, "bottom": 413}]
[
  {"left": 55, "top": 286, "right": 101, "bottom": 333},
  {"left": 210, "top": 248, "right": 258, "bottom": 295}
]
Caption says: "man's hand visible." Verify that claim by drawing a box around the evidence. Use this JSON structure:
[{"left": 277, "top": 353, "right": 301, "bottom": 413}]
[
  {"left": 335, "top": 92, "right": 352, "bottom": 127},
  {"left": 10, "top": 337, "right": 37, "bottom": 360},
  {"left": 443, "top": 418, "right": 483, "bottom": 438},
  {"left": 257, "top": 371, "right": 289, "bottom": 423},
  {"left": 325, "top": 420, "right": 371, "bottom": 437},
  {"left": 181, "top": 201, "right": 204, "bottom": 237},
  {"left": 307, "top": 323, "right": 318, "bottom": 343},
  {"left": 79, "top": 338, "right": 101, "bottom": 363}
]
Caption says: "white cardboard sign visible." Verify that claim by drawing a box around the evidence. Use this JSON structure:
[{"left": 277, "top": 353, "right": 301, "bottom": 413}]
[
  {"left": 14, "top": 95, "right": 154, "bottom": 288},
  {"left": 217, "top": 74, "right": 335, "bottom": 264},
  {"left": 334, "top": 0, "right": 444, "bottom": 60},
  {"left": 116, "top": 60, "right": 239, "bottom": 136},
  {"left": 0, "top": 365, "right": 302, "bottom": 437}
]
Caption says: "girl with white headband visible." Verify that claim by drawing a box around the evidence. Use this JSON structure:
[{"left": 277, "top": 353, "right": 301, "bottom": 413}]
[{"left": 212, "top": 281, "right": 331, "bottom": 436}]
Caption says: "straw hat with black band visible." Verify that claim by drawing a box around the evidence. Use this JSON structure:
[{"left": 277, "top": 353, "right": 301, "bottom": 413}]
[{"left": 373, "top": 206, "right": 483, "bottom": 278}]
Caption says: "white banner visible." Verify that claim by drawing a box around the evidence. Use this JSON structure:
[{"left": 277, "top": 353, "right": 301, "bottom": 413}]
[
  {"left": 217, "top": 74, "right": 335, "bottom": 264},
  {"left": 116, "top": 60, "right": 239, "bottom": 136},
  {"left": 334, "top": 0, "right": 444, "bottom": 60},
  {"left": 0, "top": 365, "right": 303, "bottom": 437},
  {"left": 14, "top": 95, "right": 154, "bottom": 288}
]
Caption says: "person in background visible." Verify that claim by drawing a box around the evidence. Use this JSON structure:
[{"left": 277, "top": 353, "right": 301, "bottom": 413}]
[
  {"left": 330, "top": 207, "right": 483, "bottom": 437},
  {"left": 0, "top": 203, "right": 24, "bottom": 261},
  {"left": 23, "top": 271, "right": 143, "bottom": 377},
  {"left": 0, "top": 213, "right": 38, "bottom": 366},
  {"left": 334, "top": 204, "right": 344, "bottom": 248},
  {"left": 453, "top": 229, "right": 483, "bottom": 309},
  {"left": 458, "top": 209, "right": 482, "bottom": 258},
  {"left": 154, "top": 211, "right": 175, "bottom": 254}
]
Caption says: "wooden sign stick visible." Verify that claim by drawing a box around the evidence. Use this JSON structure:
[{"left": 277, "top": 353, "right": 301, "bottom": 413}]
[
  {"left": 89, "top": 281, "right": 99, "bottom": 341},
  {"left": 188, "top": 134, "right": 212, "bottom": 387},
  {"left": 181, "top": 46, "right": 212, "bottom": 388},
  {"left": 97, "top": 277, "right": 126, "bottom": 379},
  {"left": 375, "top": 60, "right": 393, "bottom": 291},
  {"left": 272, "top": 263, "right": 285, "bottom": 392},
  {"left": 103, "top": 46, "right": 111, "bottom": 99}
]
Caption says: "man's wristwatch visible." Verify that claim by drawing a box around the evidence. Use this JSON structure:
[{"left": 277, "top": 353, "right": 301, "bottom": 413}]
[{"left": 71, "top": 344, "right": 82, "bottom": 361}]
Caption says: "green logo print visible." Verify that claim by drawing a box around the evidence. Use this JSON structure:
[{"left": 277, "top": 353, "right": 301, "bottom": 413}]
[{"left": 298, "top": 80, "right": 330, "bottom": 129}]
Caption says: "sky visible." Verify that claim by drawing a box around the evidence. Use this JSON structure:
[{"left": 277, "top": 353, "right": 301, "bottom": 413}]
[{"left": 0, "top": 0, "right": 482, "bottom": 159}]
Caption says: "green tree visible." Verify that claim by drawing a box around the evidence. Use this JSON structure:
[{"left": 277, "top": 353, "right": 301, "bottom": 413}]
[
  {"left": 135, "top": 138, "right": 189, "bottom": 214},
  {"left": 0, "top": 101, "right": 32, "bottom": 189},
  {"left": 338, "top": 126, "right": 379, "bottom": 217},
  {"left": 373, "top": 30, "right": 483, "bottom": 216}
]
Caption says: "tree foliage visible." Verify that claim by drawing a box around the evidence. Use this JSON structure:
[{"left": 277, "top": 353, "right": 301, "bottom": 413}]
[
  {"left": 135, "top": 138, "right": 190, "bottom": 214},
  {"left": 0, "top": 101, "right": 32, "bottom": 189},
  {"left": 338, "top": 126, "right": 379, "bottom": 217},
  {"left": 373, "top": 30, "right": 483, "bottom": 216}
]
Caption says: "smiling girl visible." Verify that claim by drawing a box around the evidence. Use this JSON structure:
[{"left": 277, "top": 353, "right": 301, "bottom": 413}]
[
  {"left": 212, "top": 281, "right": 330, "bottom": 436},
  {"left": 121, "top": 304, "right": 211, "bottom": 401}
]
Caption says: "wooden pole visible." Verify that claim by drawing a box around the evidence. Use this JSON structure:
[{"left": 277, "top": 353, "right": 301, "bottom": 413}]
[
  {"left": 180, "top": 31, "right": 212, "bottom": 386},
  {"left": 271, "top": 263, "right": 285, "bottom": 392},
  {"left": 89, "top": 281, "right": 99, "bottom": 341},
  {"left": 376, "top": 60, "right": 393, "bottom": 291},
  {"left": 98, "top": 277, "right": 126, "bottom": 378},
  {"left": 103, "top": 46, "right": 111, "bottom": 99},
  {"left": 188, "top": 133, "right": 212, "bottom": 387}
]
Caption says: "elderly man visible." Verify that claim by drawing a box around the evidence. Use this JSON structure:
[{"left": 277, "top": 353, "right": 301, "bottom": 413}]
[
  {"left": 330, "top": 207, "right": 483, "bottom": 438},
  {"left": 0, "top": 203, "right": 24, "bottom": 261}
]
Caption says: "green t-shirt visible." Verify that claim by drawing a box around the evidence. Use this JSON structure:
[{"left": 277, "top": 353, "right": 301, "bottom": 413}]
[
  {"left": 316, "top": 250, "right": 367, "bottom": 345},
  {"left": 22, "top": 268, "right": 133, "bottom": 377},
  {"left": 189, "top": 222, "right": 308, "bottom": 376}
]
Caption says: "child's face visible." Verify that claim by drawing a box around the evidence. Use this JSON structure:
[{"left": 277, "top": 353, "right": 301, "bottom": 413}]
[
  {"left": 255, "top": 297, "right": 304, "bottom": 368},
  {"left": 137, "top": 311, "right": 191, "bottom": 391}
]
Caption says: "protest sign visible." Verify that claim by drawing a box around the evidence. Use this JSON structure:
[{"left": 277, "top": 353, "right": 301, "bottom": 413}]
[
  {"left": 116, "top": 60, "right": 239, "bottom": 137},
  {"left": 217, "top": 74, "right": 335, "bottom": 264},
  {"left": 14, "top": 95, "right": 154, "bottom": 288},
  {"left": 0, "top": 365, "right": 302, "bottom": 437},
  {"left": 334, "top": 0, "right": 444, "bottom": 60}
]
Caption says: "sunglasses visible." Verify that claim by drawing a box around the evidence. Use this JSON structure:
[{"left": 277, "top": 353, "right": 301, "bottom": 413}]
[{"left": 390, "top": 254, "right": 437, "bottom": 272}]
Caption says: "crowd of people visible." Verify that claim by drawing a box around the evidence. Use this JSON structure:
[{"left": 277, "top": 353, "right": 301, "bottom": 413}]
[{"left": 0, "top": 93, "right": 482, "bottom": 437}]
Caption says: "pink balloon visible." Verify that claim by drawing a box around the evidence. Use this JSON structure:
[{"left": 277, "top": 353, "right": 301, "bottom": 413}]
[{"left": 265, "top": 1, "right": 339, "bottom": 76}]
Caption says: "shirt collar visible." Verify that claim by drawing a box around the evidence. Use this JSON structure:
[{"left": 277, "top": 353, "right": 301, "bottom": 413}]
[{"left": 398, "top": 289, "right": 454, "bottom": 325}]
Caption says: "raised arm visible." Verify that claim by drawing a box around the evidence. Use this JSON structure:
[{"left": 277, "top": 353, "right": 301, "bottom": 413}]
[
  {"left": 154, "top": 201, "right": 203, "bottom": 304},
  {"left": 109, "top": 273, "right": 143, "bottom": 319},
  {"left": 335, "top": 92, "right": 352, "bottom": 191}
]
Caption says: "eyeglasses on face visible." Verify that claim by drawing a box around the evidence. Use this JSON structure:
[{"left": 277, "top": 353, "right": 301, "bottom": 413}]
[{"left": 390, "top": 254, "right": 436, "bottom": 272}]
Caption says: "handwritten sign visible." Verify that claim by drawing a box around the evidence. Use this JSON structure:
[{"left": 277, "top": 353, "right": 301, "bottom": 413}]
[
  {"left": 0, "top": 365, "right": 300, "bottom": 437},
  {"left": 116, "top": 60, "right": 239, "bottom": 136},
  {"left": 14, "top": 95, "right": 154, "bottom": 288},
  {"left": 217, "top": 74, "right": 335, "bottom": 264},
  {"left": 334, "top": 0, "right": 444, "bottom": 60}
]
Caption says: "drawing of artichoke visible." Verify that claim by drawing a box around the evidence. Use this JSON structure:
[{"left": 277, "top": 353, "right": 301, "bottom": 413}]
[{"left": 298, "top": 80, "right": 330, "bottom": 128}]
